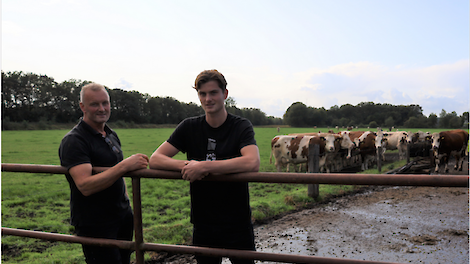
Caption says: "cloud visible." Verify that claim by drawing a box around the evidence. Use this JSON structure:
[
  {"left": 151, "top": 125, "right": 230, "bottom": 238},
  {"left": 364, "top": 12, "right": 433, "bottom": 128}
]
[
  {"left": 2, "top": 20, "right": 24, "bottom": 37},
  {"left": 284, "top": 60, "right": 469, "bottom": 116},
  {"left": 114, "top": 78, "right": 134, "bottom": 90}
]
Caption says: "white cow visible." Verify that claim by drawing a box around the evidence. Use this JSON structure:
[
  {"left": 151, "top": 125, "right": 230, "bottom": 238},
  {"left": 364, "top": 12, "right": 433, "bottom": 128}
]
[{"left": 379, "top": 131, "right": 408, "bottom": 160}]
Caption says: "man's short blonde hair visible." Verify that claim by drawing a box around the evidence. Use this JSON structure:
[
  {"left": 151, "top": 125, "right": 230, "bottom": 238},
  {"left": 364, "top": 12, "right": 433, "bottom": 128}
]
[{"left": 80, "top": 83, "right": 107, "bottom": 102}]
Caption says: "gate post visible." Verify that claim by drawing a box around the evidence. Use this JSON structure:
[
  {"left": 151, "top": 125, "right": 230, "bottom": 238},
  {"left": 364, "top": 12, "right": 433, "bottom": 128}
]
[
  {"left": 132, "top": 177, "right": 145, "bottom": 264},
  {"left": 406, "top": 144, "right": 411, "bottom": 163},
  {"left": 377, "top": 146, "right": 382, "bottom": 173},
  {"left": 307, "top": 143, "right": 319, "bottom": 198}
]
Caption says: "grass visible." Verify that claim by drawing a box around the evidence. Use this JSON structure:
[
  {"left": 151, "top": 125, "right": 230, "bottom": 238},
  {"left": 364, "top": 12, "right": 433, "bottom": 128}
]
[{"left": 1, "top": 126, "right": 437, "bottom": 263}]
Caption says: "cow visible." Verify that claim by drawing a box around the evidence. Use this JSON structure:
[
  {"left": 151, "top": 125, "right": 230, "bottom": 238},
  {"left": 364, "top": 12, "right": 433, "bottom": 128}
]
[
  {"left": 406, "top": 130, "right": 432, "bottom": 157},
  {"left": 343, "top": 130, "right": 377, "bottom": 171},
  {"left": 269, "top": 134, "right": 342, "bottom": 173},
  {"left": 431, "top": 129, "right": 469, "bottom": 173},
  {"left": 377, "top": 131, "right": 408, "bottom": 160},
  {"left": 289, "top": 132, "right": 355, "bottom": 159},
  {"left": 374, "top": 130, "right": 387, "bottom": 161},
  {"left": 406, "top": 131, "right": 430, "bottom": 144}
]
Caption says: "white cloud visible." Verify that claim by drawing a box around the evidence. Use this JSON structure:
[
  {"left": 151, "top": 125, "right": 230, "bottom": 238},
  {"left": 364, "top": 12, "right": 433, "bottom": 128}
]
[
  {"left": 113, "top": 78, "right": 134, "bottom": 90},
  {"left": 237, "top": 60, "right": 469, "bottom": 117},
  {"left": 2, "top": 20, "right": 24, "bottom": 37}
]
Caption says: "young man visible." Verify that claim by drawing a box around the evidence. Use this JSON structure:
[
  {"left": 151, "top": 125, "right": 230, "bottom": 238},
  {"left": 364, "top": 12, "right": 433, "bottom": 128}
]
[
  {"left": 59, "top": 83, "right": 149, "bottom": 264},
  {"left": 149, "top": 70, "right": 260, "bottom": 264}
]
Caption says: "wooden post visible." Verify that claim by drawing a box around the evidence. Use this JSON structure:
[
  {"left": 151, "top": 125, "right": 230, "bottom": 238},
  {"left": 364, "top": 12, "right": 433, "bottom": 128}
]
[
  {"left": 377, "top": 146, "right": 382, "bottom": 173},
  {"left": 406, "top": 144, "right": 411, "bottom": 163},
  {"left": 307, "top": 144, "right": 319, "bottom": 198},
  {"left": 132, "top": 177, "right": 145, "bottom": 264}
]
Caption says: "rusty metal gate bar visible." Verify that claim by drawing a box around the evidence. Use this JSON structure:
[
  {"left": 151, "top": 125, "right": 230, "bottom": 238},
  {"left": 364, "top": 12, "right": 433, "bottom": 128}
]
[
  {"left": 3, "top": 163, "right": 468, "bottom": 187},
  {"left": 1, "top": 227, "right": 400, "bottom": 264},
  {"left": 2, "top": 163, "right": 468, "bottom": 264}
]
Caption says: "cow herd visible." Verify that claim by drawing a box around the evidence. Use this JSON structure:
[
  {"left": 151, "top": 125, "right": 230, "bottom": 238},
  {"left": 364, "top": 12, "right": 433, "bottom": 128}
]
[{"left": 270, "top": 129, "right": 469, "bottom": 174}]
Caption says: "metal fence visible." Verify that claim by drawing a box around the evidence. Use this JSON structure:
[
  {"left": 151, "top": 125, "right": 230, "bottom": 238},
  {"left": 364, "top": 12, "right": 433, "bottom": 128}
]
[{"left": 2, "top": 163, "right": 468, "bottom": 264}]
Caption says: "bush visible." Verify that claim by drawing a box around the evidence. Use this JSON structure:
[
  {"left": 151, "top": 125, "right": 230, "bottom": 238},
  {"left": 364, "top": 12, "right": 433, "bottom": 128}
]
[{"left": 368, "top": 121, "right": 379, "bottom": 128}]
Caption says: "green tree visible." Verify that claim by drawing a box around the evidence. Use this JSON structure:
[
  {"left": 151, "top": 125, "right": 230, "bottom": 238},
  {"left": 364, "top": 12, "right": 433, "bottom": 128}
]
[
  {"left": 439, "top": 110, "right": 459, "bottom": 128},
  {"left": 368, "top": 121, "right": 379, "bottom": 129},
  {"left": 461, "top": 112, "right": 469, "bottom": 128},
  {"left": 449, "top": 116, "right": 463, "bottom": 128},
  {"left": 384, "top": 117, "right": 395, "bottom": 128},
  {"left": 284, "top": 102, "right": 309, "bottom": 127},
  {"left": 225, "top": 96, "right": 236, "bottom": 107},
  {"left": 427, "top": 113, "right": 438, "bottom": 128}
]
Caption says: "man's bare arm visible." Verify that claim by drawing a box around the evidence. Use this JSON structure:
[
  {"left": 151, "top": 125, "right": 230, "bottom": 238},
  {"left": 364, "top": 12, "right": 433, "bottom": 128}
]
[
  {"left": 149, "top": 141, "right": 187, "bottom": 171},
  {"left": 181, "top": 144, "right": 260, "bottom": 182},
  {"left": 69, "top": 153, "right": 149, "bottom": 196}
]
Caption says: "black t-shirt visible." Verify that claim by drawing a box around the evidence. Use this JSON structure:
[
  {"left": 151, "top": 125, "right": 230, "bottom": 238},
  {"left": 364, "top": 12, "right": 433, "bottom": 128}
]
[
  {"left": 167, "top": 113, "right": 257, "bottom": 227},
  {"left": 58, "top": 119, "right": 131, "bottom": 227}
]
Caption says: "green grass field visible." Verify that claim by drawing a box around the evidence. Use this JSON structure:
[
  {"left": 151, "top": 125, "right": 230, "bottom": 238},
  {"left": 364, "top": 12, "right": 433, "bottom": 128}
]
[{"left": 1, "top": 127, "right": 445, "bottom": 263}]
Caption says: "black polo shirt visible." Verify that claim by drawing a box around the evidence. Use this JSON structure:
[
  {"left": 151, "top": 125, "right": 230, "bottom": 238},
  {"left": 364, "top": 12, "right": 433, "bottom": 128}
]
[{"left": 59, "top": 119, "right": 131, "bottom": 227}]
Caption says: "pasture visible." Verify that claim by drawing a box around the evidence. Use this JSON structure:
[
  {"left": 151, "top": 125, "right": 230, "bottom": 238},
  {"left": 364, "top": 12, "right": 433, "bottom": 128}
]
[{"left": 1, "top": 126, "right": 440, "bottom": 263}]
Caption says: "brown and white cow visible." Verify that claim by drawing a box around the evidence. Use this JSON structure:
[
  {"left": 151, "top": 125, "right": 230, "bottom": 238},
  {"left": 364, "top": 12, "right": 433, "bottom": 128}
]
[
  {"left": 431, "top": 129, "right": 469, "bottom": 173},
  {"left": 343, "top": 131, "right": 377, "bottom": 171},
  {"left": 289, "top": 132, "right": 355, "bottom": 159},
  {"left": 269, "top": 134, "right": 341, "bottom": 172},
  {"left": 289, "top": 132, "right": 356, "bottom": 172}
]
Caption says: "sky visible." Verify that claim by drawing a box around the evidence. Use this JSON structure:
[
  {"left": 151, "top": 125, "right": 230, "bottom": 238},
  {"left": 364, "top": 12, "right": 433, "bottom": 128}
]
[{"left": 2, "top": 0, "right": 469, "bottom": 118}]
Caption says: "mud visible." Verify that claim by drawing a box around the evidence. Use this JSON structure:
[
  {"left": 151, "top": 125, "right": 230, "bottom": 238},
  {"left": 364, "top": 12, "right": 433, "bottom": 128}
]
[
  {"left": 254, "top": 186, "right": 469, "bottom": 264},
  {"left": 149, "top": 185, "right": 469, "bottom": 264}
]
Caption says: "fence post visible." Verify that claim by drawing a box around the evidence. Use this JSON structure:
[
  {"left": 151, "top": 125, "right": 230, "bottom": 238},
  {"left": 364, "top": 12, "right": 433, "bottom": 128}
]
[
  {"left": 376, "top": 146, "right": 382, "bottom": 173},
  {"left": 307, "top": 144, "right": 319, "bottom": 198},
  {"left": 406, "top": 144, "right": 411, "bottom": 163},
  {"left": 132, "top": 177, "right": 145, "bottom": 264}
]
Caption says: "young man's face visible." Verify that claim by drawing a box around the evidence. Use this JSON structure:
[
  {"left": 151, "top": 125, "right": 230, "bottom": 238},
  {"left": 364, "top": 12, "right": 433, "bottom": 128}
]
[
  {"left": 80, "top": 89, "right": 111, "bottom": 126},
  {"left": 197, "top": 80, "right": 228, "bottom": 115}
]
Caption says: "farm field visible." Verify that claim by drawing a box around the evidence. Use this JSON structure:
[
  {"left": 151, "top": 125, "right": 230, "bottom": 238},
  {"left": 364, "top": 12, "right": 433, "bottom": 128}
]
[{"left": 0, "top": 127, "right": 454, "bottom": 263}]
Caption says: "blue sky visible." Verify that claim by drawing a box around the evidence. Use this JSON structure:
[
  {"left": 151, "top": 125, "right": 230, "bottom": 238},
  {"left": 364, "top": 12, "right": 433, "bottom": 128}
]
[{"left": 2, "top": 0, "right": 469, "bottom": 118}]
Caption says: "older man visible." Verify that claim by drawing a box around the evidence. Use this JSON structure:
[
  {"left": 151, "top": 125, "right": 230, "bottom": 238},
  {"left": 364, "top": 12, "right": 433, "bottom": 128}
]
[{"left": 59, "top": 83, "right": 149, "bottom": 264}]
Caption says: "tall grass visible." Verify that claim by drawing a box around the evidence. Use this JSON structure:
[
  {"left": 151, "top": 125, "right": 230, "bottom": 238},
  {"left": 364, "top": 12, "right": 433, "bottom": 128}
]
[{"left": 1, "top": 127, "right": 427, "bottom": 263}]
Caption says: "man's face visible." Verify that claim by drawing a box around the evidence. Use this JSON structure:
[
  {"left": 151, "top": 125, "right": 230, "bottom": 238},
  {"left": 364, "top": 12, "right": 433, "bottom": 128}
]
[
  {"left": 197, "top": 80, "right": 228, "bottom": 114},
  {"left": 80, "top": 89, "right": 111, "bottom": 126}
]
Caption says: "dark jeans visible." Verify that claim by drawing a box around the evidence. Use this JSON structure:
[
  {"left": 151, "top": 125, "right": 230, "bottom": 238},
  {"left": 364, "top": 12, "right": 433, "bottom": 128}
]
[
  {"left": 75, "top": 211, "right": 134, "bottom": 264},
  {"left": 192, "top": 223, "right": 256, "bottom": 264}
]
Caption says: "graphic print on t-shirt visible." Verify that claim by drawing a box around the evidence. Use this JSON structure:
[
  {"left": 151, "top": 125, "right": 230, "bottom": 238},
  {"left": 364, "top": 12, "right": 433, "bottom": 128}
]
[{"left": 206, "top": 138, "right": 216, "bottom": 161}]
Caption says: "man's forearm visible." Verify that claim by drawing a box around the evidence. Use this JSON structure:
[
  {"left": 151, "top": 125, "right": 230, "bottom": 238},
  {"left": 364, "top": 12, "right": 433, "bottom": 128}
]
[{"left": 149, "top": 153, "right": 187, "bottom": 171}]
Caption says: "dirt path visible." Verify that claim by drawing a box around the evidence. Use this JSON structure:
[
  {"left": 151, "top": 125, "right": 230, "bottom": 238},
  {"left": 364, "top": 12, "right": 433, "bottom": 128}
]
[{"left": 254, "top": 186, "right": 469, "bottom": 263}]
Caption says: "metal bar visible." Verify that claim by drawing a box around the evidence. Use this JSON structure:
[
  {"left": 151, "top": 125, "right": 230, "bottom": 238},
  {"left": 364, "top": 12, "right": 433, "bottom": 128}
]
[
  {"left": 132, "top": 177, "right": 145, "bottom": 264},
  {"left": 2, "top": 163, "right": 468, "bottom": 187},
  {"left": 1, "top": 227, "right": 135, "bottom": 249},
  {"left": 140, "top": 242, "right": 401, "bottom": 264},
  {"left": 2, "top": 227, "right": 401, "bottom": 264}
]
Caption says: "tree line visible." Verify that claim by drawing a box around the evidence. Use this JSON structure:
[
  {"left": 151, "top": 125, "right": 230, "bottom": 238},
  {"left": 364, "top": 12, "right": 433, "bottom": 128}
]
[
  {"left": 2, "top": 71, "right": 468, "bottom": 130},
  {"left": 283, "top": 102, "right": 468, "bottom": 129},
  {"left": 1, "top": 71, "right": 282, "bottom": 130}
]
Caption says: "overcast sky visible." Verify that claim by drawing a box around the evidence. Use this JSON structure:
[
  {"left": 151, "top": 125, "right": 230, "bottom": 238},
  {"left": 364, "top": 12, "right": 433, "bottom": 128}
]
[{"left": 2, "top": 0, "right": 469, "bottom": 118}]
